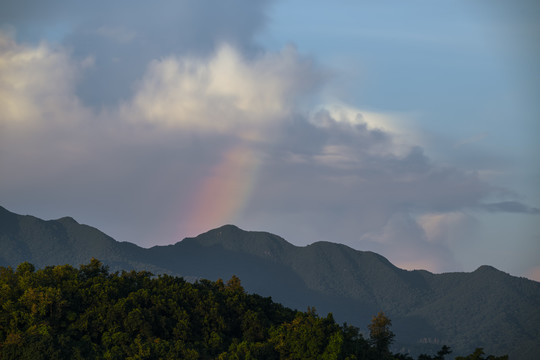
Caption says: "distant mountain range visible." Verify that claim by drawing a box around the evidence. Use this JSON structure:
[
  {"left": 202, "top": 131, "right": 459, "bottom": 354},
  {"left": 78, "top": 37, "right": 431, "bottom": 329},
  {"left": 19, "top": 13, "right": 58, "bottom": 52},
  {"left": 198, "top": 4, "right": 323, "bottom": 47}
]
[{"left": 1, "top": 205, "right": 539, "bottom": 359}]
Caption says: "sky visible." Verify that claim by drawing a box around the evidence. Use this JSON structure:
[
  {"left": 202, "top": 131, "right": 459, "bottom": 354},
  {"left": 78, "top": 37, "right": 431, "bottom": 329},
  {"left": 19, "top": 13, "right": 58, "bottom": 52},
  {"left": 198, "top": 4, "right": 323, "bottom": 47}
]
[{"left": 1, "top": 0, "right": 539, "bottom": 280}]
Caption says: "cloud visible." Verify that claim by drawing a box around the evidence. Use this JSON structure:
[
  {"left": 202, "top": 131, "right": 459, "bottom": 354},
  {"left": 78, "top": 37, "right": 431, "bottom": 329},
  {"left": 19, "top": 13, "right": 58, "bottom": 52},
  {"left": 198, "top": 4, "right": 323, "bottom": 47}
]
[
  {"left": 239, "top": 108, "right": 536, "bottom": 272},
  {"left": 481, "top": 201, "right": 540, "bottom": 214},
  {"left": 0, "top": 32, "right": 88, "bottom": 128},
  {"left": 0, "top": 0, "right": 273, "bottom": 107},
  {"left": 249, "top": 110, "right": 493, "bottom": 218},
  {"left": 418, "top": 212, "right": 478, "bottom": 245},
  {"left": 525, "top": 266, "right": 540, "bottom": 282},
  {"left": 0, "top": 31, "right": 323, "bottom": 246},
  {"left": 1, "top": 15, "right": 537, "bottom": 276},
  {"left": 123, "top": 44, "right": 321, "bottom": 139},
  {"left": 360, "top": 212, "right": 460, "bottom": 272},
  {"left": 1, "top": 0, "right": 271, "bottom": 50}
]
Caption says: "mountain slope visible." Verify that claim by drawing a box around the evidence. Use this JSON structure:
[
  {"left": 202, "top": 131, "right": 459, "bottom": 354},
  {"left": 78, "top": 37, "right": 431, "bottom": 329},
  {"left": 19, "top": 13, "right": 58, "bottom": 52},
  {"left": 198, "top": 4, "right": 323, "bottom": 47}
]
[
  {"left": 1, "top": 205, "right": 538, "bottom": 358},
  {"left": 0, "top": 206, "right": 169, "bottom": 274}
]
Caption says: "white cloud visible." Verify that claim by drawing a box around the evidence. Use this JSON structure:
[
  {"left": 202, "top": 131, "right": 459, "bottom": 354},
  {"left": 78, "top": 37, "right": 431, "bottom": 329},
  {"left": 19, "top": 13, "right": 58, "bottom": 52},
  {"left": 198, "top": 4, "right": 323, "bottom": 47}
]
[
  {"left": 123, "top": 44, "right": 320, "bottom": 140},
  {"left": 309, "top": 104, "right": 421, "bottom": 158},
  {"left": 313, "top": 103, "right": 399, "bottom": 133},
  {"left": 0, "top": 31, "right": 88, "bottom": 128},
  {"left": 418, "top": 211, "right": 477, "bottom": 245}
]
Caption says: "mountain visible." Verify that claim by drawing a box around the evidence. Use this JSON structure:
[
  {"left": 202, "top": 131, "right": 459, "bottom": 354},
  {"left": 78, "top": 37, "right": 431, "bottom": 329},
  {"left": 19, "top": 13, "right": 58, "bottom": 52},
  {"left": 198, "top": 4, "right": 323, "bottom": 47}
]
[{"left": 1, "top": 205, "right": 538, "bottom": 358}]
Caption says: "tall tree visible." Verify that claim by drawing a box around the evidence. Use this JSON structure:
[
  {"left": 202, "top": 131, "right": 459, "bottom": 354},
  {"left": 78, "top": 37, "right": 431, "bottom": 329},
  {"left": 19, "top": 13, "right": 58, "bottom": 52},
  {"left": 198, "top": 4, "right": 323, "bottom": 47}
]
[{"left": 368, "top": 311, "right": 394, "bottom": 358}]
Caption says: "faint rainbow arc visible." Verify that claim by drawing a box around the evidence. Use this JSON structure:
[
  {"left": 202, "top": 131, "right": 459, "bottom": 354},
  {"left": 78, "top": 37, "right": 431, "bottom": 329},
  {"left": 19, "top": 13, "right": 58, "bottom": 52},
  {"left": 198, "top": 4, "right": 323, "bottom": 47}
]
[{"left": 182, "top": 144, "right": 261, "bottom": 236}]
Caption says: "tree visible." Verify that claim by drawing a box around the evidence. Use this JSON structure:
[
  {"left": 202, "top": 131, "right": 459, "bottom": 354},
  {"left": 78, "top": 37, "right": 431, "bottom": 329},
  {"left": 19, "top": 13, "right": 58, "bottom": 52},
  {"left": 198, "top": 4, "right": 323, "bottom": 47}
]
[
  {"left": 0, "top": 261, "right": 510, "bottom": 360},
  {"left": 417, "top": 345, "right": 453, "bottom": 360},
  {"left": 455, "top": 348, "right": 508, "bottom": 360},
  {"left": 436, "top": 345, "right": 452, "bottom": 360},
  {"left": 368, "top": 311, "right": 394, "bottom": 358}
]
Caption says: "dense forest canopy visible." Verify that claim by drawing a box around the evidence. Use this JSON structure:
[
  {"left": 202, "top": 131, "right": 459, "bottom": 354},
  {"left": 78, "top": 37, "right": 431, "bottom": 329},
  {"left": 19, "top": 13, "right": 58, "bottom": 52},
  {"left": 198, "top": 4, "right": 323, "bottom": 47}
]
[{"left": 0, "top": 260, "right": 507, "bottom": 359}]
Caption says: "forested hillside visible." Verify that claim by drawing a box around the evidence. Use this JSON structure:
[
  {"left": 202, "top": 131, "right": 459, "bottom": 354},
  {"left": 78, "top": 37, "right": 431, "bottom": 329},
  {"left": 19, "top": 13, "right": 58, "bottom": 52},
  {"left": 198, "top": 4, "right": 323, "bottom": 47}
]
[
  {"left": 1, "top": 206, "right": 538, "bottom": 358},
  {"left": 0, "top": 260, "right": 507, "bottom": 360}
]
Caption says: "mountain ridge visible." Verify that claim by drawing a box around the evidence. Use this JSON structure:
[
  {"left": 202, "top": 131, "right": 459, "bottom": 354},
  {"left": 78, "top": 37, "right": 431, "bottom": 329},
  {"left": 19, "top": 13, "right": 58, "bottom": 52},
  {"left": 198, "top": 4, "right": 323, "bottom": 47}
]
[{"left": 1, "top": 205, "right": 539, "bottom": 358}]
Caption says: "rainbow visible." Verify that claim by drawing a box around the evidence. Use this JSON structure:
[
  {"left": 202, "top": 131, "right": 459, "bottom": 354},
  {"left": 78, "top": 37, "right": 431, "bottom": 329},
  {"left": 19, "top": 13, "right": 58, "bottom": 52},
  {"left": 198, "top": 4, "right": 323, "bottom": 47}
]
[{"left": 182, "top": 144, "right": 260, "bottom": 236}]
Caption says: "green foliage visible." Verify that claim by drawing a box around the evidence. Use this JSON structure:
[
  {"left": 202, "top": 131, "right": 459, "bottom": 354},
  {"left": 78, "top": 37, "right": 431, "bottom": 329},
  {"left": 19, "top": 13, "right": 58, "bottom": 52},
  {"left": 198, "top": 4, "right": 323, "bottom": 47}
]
[
  {"left": 0, "top": 260, "right": 511, "bottom": 360},
  {"left": 268, "top": 308, "right": 351, "bottom": 360},
  {"left": 416, "top": 344, "right": 452, "bottom": 360},
  {"left": 368, "top": 311, "right": 394, "bottom": 357},
  {"left": 455, "top": 348, "right": 509, "bottom": 360},
  {"left": 0, "top": 261, "right": 365, "bottom": 359}
]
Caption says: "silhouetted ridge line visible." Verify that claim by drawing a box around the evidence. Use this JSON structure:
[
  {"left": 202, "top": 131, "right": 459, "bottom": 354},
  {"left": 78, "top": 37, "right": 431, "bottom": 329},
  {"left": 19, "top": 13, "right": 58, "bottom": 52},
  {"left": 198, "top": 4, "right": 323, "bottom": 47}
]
[{"left": 0, "top": 205, "right": 538, "bottom": 359}]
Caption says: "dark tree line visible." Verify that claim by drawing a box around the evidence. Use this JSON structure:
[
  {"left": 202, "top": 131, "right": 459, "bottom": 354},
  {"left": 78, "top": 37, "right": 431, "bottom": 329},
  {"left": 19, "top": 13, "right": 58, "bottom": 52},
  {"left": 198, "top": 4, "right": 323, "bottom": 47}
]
[{"left": 0, "top": 260, "right": 508, "bottom": 359}]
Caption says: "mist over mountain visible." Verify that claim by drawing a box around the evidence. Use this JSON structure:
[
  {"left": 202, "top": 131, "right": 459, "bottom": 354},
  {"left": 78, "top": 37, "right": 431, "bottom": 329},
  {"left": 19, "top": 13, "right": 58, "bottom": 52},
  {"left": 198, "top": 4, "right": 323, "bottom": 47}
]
[{"left": 1, "top": 205, "right": 539, "bottom": 358}]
